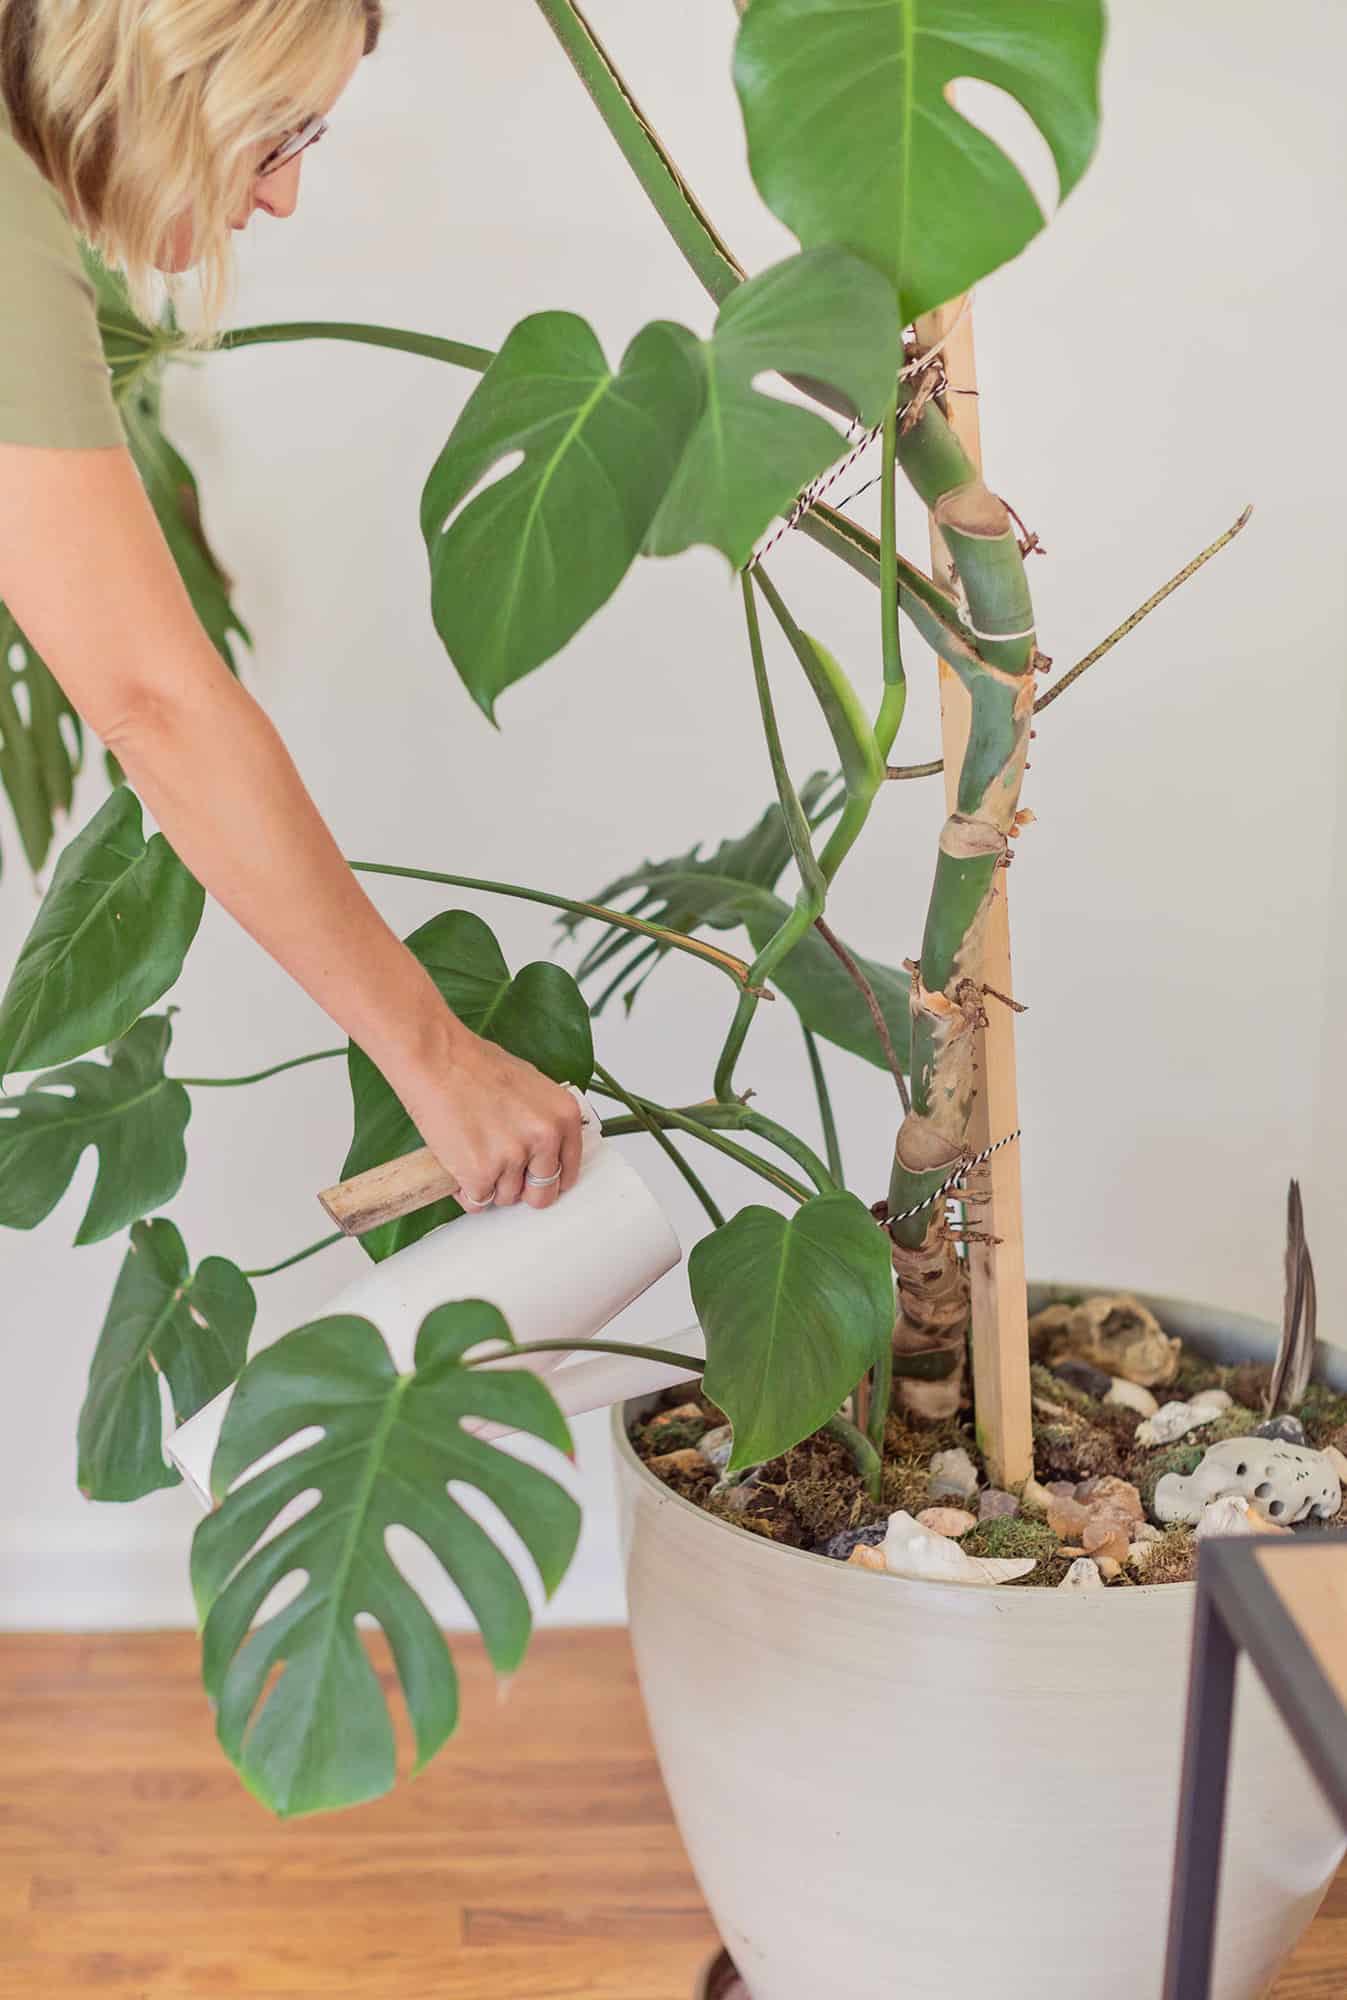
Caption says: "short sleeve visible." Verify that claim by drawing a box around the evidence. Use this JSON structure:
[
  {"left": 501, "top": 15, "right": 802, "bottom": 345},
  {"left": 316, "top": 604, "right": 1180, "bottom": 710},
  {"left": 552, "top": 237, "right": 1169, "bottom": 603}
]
[{"left": 0, "top": 124, "right": 124, "bottom": 450}]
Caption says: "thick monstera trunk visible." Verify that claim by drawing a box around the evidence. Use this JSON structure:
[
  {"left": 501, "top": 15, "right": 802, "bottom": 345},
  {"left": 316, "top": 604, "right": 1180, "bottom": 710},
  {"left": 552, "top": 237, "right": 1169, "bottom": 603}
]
[{"left": 885, "top": 370, "right": 1039, "bottom": 1418}]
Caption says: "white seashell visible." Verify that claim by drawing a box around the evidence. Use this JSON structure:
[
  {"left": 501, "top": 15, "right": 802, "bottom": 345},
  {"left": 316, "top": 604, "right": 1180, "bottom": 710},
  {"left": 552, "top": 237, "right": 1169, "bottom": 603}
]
[
  {"left": 1105, "top": 1378, "right": 1159, "bottom": 1418},
  {"left": 1189, "top": 1388, "right": 1233, "bottom": 1414},
  {"left": 1058, "top": 1557, "right": 1104, "bottom": 1590},
  {"left": 1195, "top": 1494, "right": 1260, "bottom": 1541},
  {"left": 1154, "top": 1436, "right": 1342, "bottom": 1529},
  {"left": 1135, "top": 1400, "right": 1219, "bottom": 1448},
  {"left": 881, "top": 1511, "right": 1035, "bottom": 1588}
]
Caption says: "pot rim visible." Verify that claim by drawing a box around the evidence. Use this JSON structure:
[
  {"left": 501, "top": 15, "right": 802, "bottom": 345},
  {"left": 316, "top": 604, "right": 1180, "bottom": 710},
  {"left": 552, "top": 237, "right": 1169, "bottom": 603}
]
[{"left": 612, "top": 1275, "right": 1346, "bottom": 1609}]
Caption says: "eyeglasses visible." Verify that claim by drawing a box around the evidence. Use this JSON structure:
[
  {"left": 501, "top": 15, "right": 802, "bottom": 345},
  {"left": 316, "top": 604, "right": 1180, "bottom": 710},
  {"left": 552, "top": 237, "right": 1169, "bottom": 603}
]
[{"left": 257, "top": 115, "right": 329, "bottom": 180}]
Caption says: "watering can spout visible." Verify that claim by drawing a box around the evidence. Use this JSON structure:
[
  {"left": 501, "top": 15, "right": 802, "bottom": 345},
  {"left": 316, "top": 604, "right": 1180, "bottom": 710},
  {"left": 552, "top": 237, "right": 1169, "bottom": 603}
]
[{"left": 166, "top": 1090, "right": 689, "bottom": 1506}]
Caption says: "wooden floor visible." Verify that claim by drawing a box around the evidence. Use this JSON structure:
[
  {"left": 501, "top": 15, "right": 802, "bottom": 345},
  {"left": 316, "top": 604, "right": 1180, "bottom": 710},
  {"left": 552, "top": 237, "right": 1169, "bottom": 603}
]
[{"left": 0, "top": 1628, "right": 1342, "bottom": 1999}]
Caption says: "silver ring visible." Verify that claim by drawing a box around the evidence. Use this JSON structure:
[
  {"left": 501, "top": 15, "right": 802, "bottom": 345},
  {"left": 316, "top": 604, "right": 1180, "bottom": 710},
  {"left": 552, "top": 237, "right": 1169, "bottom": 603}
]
[
  {"left": 525, "top": 1166, "right": 563, "bottom": 1188},
  {"left": 459, "top": 1189, "right": 496, "bottom": 1210}
]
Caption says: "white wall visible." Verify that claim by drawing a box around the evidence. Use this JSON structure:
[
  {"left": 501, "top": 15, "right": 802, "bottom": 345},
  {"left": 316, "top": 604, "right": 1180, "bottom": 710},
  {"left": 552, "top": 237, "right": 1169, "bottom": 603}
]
[{"left": 3, "top": 0, "right": 1343, "bottom": 1630}]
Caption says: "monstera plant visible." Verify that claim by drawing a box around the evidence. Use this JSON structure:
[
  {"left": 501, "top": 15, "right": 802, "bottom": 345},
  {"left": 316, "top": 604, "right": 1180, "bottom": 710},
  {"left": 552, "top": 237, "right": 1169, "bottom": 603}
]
[{"left": 1, "top": 0, "right": 1242, "bottom": 1819}]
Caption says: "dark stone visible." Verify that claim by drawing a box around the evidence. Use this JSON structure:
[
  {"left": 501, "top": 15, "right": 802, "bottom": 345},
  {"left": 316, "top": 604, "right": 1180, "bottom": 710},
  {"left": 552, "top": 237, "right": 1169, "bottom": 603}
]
[
  {"left": 1254, "top": 1414, "right": 1307, "bottom": 1447},
  {"left": 979, "top": 1488, "right": 1020, "bottom": 1521},
  {"left": 819, "top": 1522, "right": 887, "bottom": 1562},
  {"left": 1051, "top": 1358, "right": 1114, "bottom": 1401}
]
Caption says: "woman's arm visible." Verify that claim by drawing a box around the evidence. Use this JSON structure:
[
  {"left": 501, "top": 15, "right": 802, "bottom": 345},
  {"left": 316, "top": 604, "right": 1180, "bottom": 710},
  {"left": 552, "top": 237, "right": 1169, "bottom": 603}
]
[{"left": 0, "top": 441, "right": 583, "bottom": 1209}]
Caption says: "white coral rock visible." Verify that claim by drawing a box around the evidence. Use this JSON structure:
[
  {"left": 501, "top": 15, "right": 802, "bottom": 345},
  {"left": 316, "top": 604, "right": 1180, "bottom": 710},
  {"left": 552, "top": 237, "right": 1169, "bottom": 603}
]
[
  {"left": 881, "top": 1511, "right": 1035, "bottom": 1588},
  {"left": 1135, "top": 1400, "right": 1219, "bottom": 1448},
  {"left": 1058, "top": 1557, "right": 1104, "bottom": 1590}
]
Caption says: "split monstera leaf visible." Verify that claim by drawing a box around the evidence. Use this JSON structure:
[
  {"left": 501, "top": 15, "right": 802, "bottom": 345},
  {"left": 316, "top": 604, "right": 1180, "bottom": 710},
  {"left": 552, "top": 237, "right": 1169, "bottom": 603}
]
[{"left": 422, "top": 248, "right": 904, "bottom": 719}]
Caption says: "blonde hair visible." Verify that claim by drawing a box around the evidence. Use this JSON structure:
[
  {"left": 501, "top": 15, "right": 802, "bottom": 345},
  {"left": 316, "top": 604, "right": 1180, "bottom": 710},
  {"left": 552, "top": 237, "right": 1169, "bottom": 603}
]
[{"left": 1, "top": 0, "right": 382, "bottom": 337}]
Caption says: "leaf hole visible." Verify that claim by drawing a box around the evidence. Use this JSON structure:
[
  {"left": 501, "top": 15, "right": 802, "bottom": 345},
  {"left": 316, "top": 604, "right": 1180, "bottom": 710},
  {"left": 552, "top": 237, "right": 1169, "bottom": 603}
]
[
  {"left": 250, "top": 1562, "right": 311, "bottom": 1628},
  {"left": 437, "top": 449, "right": 524, "bottom": 539},
  {"left": 10, "top": 678, "right": 30, "bottom": 728},
  {"left": 7, "top": 642, "right": 26, "bottom": 672},
  {"left": 950, "top": 78, "right": 1061, "bottom": 225}
]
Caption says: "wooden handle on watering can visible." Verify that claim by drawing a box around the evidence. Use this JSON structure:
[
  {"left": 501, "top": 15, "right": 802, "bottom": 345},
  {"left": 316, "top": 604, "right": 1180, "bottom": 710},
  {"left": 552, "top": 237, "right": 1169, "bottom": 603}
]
[{"left": 318, "top": 1147, "right": 459, "bottom": 1237}]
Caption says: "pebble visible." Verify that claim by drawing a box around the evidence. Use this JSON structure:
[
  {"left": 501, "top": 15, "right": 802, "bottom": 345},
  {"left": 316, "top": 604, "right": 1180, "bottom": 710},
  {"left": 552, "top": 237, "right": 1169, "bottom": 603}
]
[
  {"left": 697, "top": 1424, "right": 735, "bottom": 1472},
  {"left": 649, "top": 1401, "right": 703, "bottom": 1429},
  {"left": 928, "top": 1447, "right": 980, "bottom": 1503},
  {"left": 1046, "top": 1480, "right": 1078, "bottom": 1499},
  {"left": 979, "top": 1489, "right": 1020, "bottom": 1522},
  {"left": 1325, "top": 1445, "right": 1347, "bottom": 1486},
  {"left": 1105, "top": 1378, "right": 1159, "bottom": 1418},
  {"left": 1046, "top": 1495, "right": 1090, "bottom": 1542},
  {"left": 820, "top": 1523, "right": 887, "bottom": 1562},
  {"left": 1020, "top": 1477, "right": 1056, "bottom": 1517},
  {"left": 1132, "top": 1522, "right": 1165, "bottom": 1544},
  {"left": 1076, "top": 1475, "right": 1144, "bottom": 1522},
  {"left": 1128, "top": 1541, "right": 1156, "bottom": 1571},
  {"left": 1082, "top": 1512, "right": 1133, "bottom": 1564},
  {"left": 916, "top": 1507, "right": 977, "bottom": 1539},
  {"left": 1095, "top": 1556, "right": 1123, "bottom": 1580},
  {"left": 1058, "top": 1557, "right": 1104, "bottom": 1591},
  {"left": 1254, "top": 1414, "right": 1308, "bottom": 1447},
  {"left": 1051, "top": 1358, "right": 1114, "bottom": 1401},
  {"left": 1189, "top": 1388, "right": 1233, "bottom": 1414},
  {"left": 848, "top": 1544, "right": 887, "bottom": 1571},
  {"left": 647, "top": 1448, "right": 706, "bottom": 1477},
  {"left": 1135, "top": 1400, "right": 1218, "bottom": 1449}
]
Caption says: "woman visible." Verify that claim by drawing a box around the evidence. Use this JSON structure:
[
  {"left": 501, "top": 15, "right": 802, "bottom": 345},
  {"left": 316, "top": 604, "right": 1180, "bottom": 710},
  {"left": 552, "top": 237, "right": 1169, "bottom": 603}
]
[{"left": 0, "top": 0, "right": 585, "bottom": 1213}]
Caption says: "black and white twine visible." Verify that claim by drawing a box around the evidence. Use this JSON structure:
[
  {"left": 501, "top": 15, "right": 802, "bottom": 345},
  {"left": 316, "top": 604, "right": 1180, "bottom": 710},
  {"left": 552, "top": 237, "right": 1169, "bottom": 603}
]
[{"left": 881, "top": 1128, "right": 1022, "bottom": 1230}]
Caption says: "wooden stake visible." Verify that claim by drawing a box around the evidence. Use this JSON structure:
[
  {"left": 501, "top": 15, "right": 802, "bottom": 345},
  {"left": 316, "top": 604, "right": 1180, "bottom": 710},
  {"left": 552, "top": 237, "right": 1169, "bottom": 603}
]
[{"left": 917, "top": 296, "right": 1035, "bottom": 1491}]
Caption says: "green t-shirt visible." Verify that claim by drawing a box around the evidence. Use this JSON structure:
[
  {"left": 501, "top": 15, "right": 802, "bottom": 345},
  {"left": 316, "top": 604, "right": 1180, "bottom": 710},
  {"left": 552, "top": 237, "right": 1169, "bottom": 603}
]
[{"left": 0, "top": 104, "right": 123, "bottom": 449}]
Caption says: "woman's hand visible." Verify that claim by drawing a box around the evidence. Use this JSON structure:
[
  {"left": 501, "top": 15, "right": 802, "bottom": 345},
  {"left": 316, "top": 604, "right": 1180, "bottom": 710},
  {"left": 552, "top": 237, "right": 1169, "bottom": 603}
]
[{"left": 392, "top": 1024, "right": 587, "bottom": 1212}]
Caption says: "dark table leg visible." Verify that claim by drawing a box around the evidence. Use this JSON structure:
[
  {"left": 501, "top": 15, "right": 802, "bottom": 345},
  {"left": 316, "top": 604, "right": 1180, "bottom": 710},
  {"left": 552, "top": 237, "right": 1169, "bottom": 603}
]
[{"left": 1164, "top": 1583, "right": 1240, "bottom": 1999}]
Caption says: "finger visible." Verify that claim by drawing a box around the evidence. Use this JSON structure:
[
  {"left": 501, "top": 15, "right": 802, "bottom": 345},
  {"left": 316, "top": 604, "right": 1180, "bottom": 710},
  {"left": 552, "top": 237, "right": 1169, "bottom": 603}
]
[
  {"left": 459, "top": 1187, "right": 496, "bottom": 1212},
  {"left": 558, "top": 1098, "right": 585, "bottom": 1193},
  {"left": 522, "top": 1153, "right": 563, "bottom": 1211},
  {"left": 493, "top": 1154, "right": 527, "bottom": 1209}
]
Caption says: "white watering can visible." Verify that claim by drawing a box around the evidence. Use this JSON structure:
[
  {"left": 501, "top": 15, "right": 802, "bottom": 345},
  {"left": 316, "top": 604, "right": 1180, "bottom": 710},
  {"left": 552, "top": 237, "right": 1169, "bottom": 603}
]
[{"left": 167, "top": 1089, "right": 696, "bottom": 1508}]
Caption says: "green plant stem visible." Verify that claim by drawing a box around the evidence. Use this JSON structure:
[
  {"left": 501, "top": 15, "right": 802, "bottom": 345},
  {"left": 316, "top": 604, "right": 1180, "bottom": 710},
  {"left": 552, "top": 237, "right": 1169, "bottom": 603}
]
[
  {"left": 347, "top": 859, "right": 764, "bottom": 999},
  {"left": 712, "top": 577, "right": 828, "bottom": 1103},
  {"left": 532, "top": 0, "right": 745, "bottom": 304},
  {"left": 824, "top": 1413, "right": 883, "bottom": 1504},
  {"left": 175, "top": 1048, "right": 345, "bottom": 1089},
  {"left": 732, "top": 1107, "right": 835, "bottom": 1195},
  {"left": 591, "top": 1062, "right": 725, "bottom": 1228},
  {"left": 802, "top": 1027, "right": 844, "bottom": 1184},
  {"left": 243, "top": 1232, "right": 344, "bottom": 1281},
  {"left": 219, "top": 321, "right": 494, "bottom": 372},
  {"left": 592, "top": 1091, "right": 811, "bottom": 1204},
  {"left": 874, "top": 405, "right": 906, "bottom": 759},
  {"left": 867, "top": 1340, "right": 893, "bottom": 1457},
  {"left": 466, "top": 1336, "right": 705, "bottom": 1374}
]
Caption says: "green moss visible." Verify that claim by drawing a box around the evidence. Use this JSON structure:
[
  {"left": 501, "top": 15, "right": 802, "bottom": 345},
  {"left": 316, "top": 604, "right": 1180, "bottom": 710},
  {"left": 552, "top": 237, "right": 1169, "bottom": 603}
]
[
  {"left": 961, "top": 1517, "right": 1059, "bottom": 1562},
  {"left": 1201, "top": 1407, "right": 1261, "bottom": 1444},
  {"left": 1294, "top": 1385, "right": 1347, "bottom": 1449},
  {"left": 1137, "top": 1443, "right": 1206, "bottom": 1508},
  {"left": 880, "top": 1457, "right": 932, "bottom": 1517},
  {"left": 632, "top": 1414, "right": 708, "bottom": 1457},
  {"left": 1029, "top": 1363, "right": 1100, "bottom": 1415}
]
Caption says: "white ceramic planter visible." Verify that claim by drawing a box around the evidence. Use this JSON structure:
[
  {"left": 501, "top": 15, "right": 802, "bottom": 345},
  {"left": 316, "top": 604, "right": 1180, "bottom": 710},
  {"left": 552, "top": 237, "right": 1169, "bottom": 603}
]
[{"left": 615, "top": 1284, "right": 1347, "bottom": 2000}]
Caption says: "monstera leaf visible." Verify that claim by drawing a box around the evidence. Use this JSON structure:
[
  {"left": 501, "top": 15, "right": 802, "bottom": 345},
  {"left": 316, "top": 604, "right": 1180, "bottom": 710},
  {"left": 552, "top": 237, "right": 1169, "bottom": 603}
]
[
  {"left": 342, "top": 910, "right": 594, "bottom": 1263},
  {"left": 191, "top": 1300, "right": 580, "bottom": 1818},
  {"left": 78, "top": 1219, "right": 256, "bottom": 1503},
  {"left": 0, "top": 789, "right": 203, "bottom": 1077},
  {"left": 422, "top": 315, "right": 705, "bottom": 721},
  {"left": 693, "top": 1192, "right": 895, "bottom": 1470},
  {"left": 0, "top": 606, "right": 84, "bottom": 880},
  {"left": 735, "top": 0, "right": 1106, "bottom": 321},
  {"left": 562, "top": 784, "right": 910, "bottom": 1070},
  {"left": 0, "top": 1014, "right": 190, "bottom": 1245},
  {"left": 747, "top": 909, "right": 911, "bottom": 1071},
  {"left": 562, "top": 774, "right": 843, "bottom": 1005},
  {"left": 645, "top": 249, "right": 903, "bottom": 566}
]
